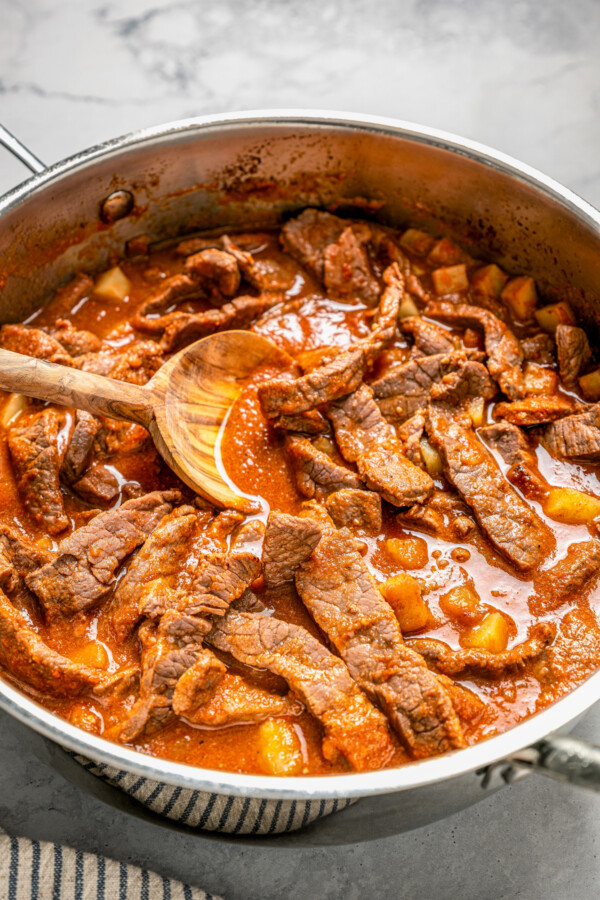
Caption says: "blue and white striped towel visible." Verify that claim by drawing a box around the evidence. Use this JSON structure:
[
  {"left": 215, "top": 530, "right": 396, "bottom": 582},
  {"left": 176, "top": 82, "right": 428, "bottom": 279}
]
[{"left": 0, "top": 829, "right": 222, "bottom": 900}]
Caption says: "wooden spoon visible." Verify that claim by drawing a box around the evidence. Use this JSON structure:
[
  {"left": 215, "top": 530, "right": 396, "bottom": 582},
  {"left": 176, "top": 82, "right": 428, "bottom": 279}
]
[{"left": 0, "top": 330, "right": 293, "bottom": 512}]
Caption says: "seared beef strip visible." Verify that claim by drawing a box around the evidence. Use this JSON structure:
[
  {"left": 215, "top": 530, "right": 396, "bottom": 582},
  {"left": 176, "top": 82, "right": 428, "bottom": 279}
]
[
  {"left": 426, "top": 403, "right": 554, "bottom": 570},
  {"left": 258, "top": 263, "right": 402, "bottom": 418},
  {"left": 494, "top": 395, "right": 579, "bottom": 426},
  {"left": 328, "top": 384, "right": 434, "bottom": 507},
  {"left": 371, "top": 351, "right": 483, "bottom": 427},
  {"left": 274, "top": 410, "right": 330, "bottom": 434},
  {"left": 110, "top": 506, "right": 198, "bottom": 640},
  {"left": 530, "top": 540, "right": 600, "bottom": 614},
  {"left": 540, "top": 403, "right": 600, "bottom": 461},
  {"left": 73, "top": 462, "right": 120, "bottom": 504},
  {"left": 173, "top": 667, "right": 302, "bottom": 726},
  {"left": 425, "top": 302, "right": 527, "bottom": 399},
  {"left": 395, "top": 490, "right": 477, "bottom": 543},
  {"left": 480, "top": 422, "right": 548, "bottom": 499},
  {"left": 280, "top": 208, "right": 347, "bottom": 280},
  {"left": 325, "top": 489, "right": 382, "bottom": 534},
  {"left": 205, "top": 509, "right": 246, "bottom": 548},
  {"left": 181, "top": 552, "right": 261, "bottom": 620},
  {"left": 61, "top": 410, "right": 100, "bottom": 484},
  {"left": 8, "top": 409, "right": 69, "bottom": 535},
  {"left": 323, "top": 225, "right": 380, "bottom": 306},
  {"left": 0, "top": 588, "right": 100, "bottom": 696},
  {"left": 555, "top": 324, "right": 591, "bottom": 388},
  {"left": 397, "top": 412, "right": 426, "bottom": 466},
  {"left": 0, "top": 324, "right": 73, "bottom": 366},
  {"left": 120, "top": 624, "right": 210, "bottom": 741},
  {"left": 0, "top": 525, "right": 51, "bottom": 584},
  {"left": 295, "top": 521, "right": 465, "bottom": 758},
  {"left": 536, "top": 606, "right": 600, "bottom": 699},
  {"left": 230, "top": 519, "right": 266, "bottom": 551},
  {"left": 522, "top": 333, "right": 556, "bottom": 366},
  {"left": 262, "top": 511, "right": 322, "bottom": 588},
  {"left": 26, "top": 490, "right": 179, "bottom": 620},
  {"left": 51, "top": 318, "right": 103, "bottom": 356},
  {"left": 208, "top": 610, "right": 396, "bottom": 771},
  {"left": 398, "top": 316, "right": 457, "bottom": 357},
  {"left": 284, "top": 434, "right": 363, "bottom": 500},
  {"left": 410, "top": 623, "right": 555, "bottom": 677},
  {"left": 184, "top": 248, "right": 241, "bottom": 300}
]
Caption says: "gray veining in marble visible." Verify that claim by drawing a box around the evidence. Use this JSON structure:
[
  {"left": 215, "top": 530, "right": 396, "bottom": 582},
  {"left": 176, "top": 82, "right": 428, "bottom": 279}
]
[{"left": 1, "top": 0, "right": 600, "bottom": 897}]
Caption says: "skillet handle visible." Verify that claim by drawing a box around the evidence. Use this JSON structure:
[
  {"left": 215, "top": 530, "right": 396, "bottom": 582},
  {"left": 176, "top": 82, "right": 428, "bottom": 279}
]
[
  {"left": 0, "top": 123, "right": 46, "bottom": 175},
  {"left": 516, "top": 736, "right": 600, "bottom": 792}
]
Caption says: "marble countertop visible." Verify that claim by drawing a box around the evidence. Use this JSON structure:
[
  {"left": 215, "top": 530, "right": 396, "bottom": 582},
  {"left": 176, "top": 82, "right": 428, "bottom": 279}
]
[{"left": 2, "top": 0, "right": 600, "bottom": 897}]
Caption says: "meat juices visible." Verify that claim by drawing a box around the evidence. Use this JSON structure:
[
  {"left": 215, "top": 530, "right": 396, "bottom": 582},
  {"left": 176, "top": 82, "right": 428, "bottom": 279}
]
[{"left": 0, "top": 208, "right": 598, "bottom": 778}]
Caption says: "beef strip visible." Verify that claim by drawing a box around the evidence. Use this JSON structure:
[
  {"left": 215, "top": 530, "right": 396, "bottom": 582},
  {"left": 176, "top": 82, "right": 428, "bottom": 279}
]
[
  {"left": 60, "top": 410, "right": 100, "bottom": 484},
  {"left": 280, "top": 208, "right": 347, "bottom": 280},
  {"left": 73, "top": 462, "right": 120, "bottom": 503},
  {"left": 295, "top": 522, "right": 465, "bottom": 758},
  {"left": 173, "top": 667, "right": 301, "bottom": 726},
  {"left": 181, "top": 552, "right": 261, "bottom": 620},
  {"left": 0, "top": 324, "right": 73, "bottom": 366},
  {"left": 119, "top": 624, "right": 208, "bottom": 741},
  {"left": 540, "top": 404, "right": 600, "bottom": 461},
  {"left": 410, "top": 623, "right": 555, "bottom": 677},
  {"left": 206, "top": 509, "right": 246, "bottom": 548},
  {"left": 555, "top": 324, "right": 591, "bottom": 387},
  {"left": 494, "top": 394, "right": 579, "bottom": 426},
  {"left": 284, "top": 434, "right": 364, "bottom": 499},
  {"left": 262, "top": 511, "right": 322, "bottom": 588},
  {"left": 396, "top": 411, "right": 426, "bottom": 466},
  {"left": 183, "top": 248, "right": 241, "bottom": 300},
  {"left": 208, "top": 610, "right": 396, "bottom": 771},
  {"left": 480, "top": 422, "right": 548, "bottom": 499},
  {"left": 426, "top": 403, "right": 554, "bottom": 570},
  {"left": 273, "top": 410, "right": 330, "bottom": 434},
  {"left": 536, "top": 605, "right": 600, "bottom": 699},
  {"left": 328, "top": 384, "right": 434, "bottom": 507},
  {"left": 0, "top": 588, "right": 100, "bottom": 696},
  {"left": 26, "top": 490, "right": 179, "bottom": 620},
  {"left": 107, "top": 341, "right": 163, "bottom": 385},
  {"left": 425, "top": 302, "right": 527, "bottom": 399},
  {"left": 325, "top": 489, "right": 382, "bottom": 534},
  {"left": 110, "top": 506, "right": 198, "bottom": 640},
  {"left": 258, "top": 263, "right": 402, "bottom": 418},
  {"left": 51, "top": 318, "right": 103, "bottom": 356},
  {"left": 371, "top": 351, "right": 481, "bottom": 426},
  {"left": 323, "top": 225, "right": 380, "bottom": 306},
  {"left": 530, "top": 540, "right": 600, "bottom": 614},
  {"left": 521, "top": 333, "right": 556, "bottom": 366},
  {"left": 398, "top": 316, "right": 457, "bottom": 357},
  {"left": 230, "top": 519, "right": 266, "bottom": 551},
  {"left": 395, "top": 490, "right": 477, "bottom": 542},
  {"left": 8, "top": 409, "right": 69, "bottom": 535},
  {"left": 0, "top": 525, "right": 51, "bottom": 581}
]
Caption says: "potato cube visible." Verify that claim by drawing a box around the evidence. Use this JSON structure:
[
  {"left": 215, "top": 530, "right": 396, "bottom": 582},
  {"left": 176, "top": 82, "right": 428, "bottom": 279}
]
[
  {"left": 419, "top": 437, "right": 443, "bottom": 478},
  {"left": 385, "top": 536, "right": 429, "bottom": 569},
  {"left": 432, "top": 264, "right": 469, "bottom": 295},
  {"left": 468, "top": 397, "right": 485, "bottom": 428},
  {"left": 535, "top": 301, "right": 576, "bottom": 333},
  {"left": 471, "top": 264, "right": 508, "bottom": 298},
  {"left": 399, "top": 228, "right": 434, "bottom": 257},
  {"left": 312, "top": 436, "right": 336, "bottom": 457},
  {"left": 397, "top": 295, "right": 420, "bottom": 319},
  {"left": 461, "top": 611, "right": 510, "bottom": 654},
  {"left": 501, "top": 276, "right": 538, "bottom": 320},
  {"left": 428, "top": 237, "right": 464, "bottom": 267},
  {"left": 70, "top": 641, "right": 110, "bottom": 670},
  {"left": 94, "top": 266, "right": 131, "bottom": 301},
  {"left": 544, "top": 487, "right": 600, "bottom": 524},
  {"left": 380, "top": 573, "right": 432, "bottom": 632},
  {"left": 257, "top": 720, "right": 303, "bottom": 776},
  {"left": 439, "top": 583, "right": 483, "bottom": 626},
  {"left": 1, "top": 392, "right": 28, "bottom": 428},
  {"left": 579, "top": 369, "right": 600, "bottom": 402},
  {"left": 69, "top": 703, "right": 102, "bottom": 734},
  {"left": 523, "top": 362, "right": 558, "bottom": 395}
]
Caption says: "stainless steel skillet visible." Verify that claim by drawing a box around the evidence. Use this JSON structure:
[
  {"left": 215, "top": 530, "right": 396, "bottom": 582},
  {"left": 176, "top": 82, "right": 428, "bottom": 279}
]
[{"left": 0, "top": 112, "right": 599, "bottom": 842}]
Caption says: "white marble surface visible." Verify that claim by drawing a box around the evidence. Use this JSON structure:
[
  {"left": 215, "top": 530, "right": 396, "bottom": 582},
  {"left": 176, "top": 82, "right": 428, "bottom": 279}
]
[{"left": 2, "top": 1, "right": 600, "bottom": 897}]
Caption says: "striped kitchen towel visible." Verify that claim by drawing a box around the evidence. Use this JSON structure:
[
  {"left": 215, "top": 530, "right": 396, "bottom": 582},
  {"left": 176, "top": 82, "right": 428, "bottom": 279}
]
[{"left": 0, "top": 829, "right": 222, "bottom": 900}]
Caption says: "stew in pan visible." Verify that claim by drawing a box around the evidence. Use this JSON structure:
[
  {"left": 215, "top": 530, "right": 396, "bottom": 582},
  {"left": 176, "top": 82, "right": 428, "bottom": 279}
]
[{"left": 1, "top": 208, "right": 599, "bottom": 775}]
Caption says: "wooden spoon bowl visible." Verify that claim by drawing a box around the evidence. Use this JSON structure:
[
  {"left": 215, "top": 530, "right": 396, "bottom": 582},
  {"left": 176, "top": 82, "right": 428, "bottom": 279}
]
[{"left": 0, "top": 330, "right": 293, "bottom": 512}]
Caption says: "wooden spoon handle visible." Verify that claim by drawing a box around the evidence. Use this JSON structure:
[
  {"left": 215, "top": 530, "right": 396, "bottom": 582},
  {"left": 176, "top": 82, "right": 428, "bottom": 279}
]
[{"left": 0, "top": 349, "right": 153, "bottom": 427}]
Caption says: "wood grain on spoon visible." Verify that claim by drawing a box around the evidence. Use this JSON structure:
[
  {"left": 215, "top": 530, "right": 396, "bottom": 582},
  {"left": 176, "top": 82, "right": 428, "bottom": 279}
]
[{"left": 0, "top": 331, "right": 293, "bottom": 511}]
